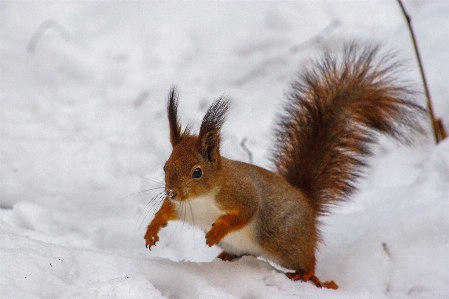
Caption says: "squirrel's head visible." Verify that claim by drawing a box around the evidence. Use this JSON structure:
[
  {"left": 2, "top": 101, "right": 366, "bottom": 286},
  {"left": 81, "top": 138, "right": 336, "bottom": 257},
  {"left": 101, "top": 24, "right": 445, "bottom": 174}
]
[{"left": 163, "top": 87, "right": 230, "bottom": 201}]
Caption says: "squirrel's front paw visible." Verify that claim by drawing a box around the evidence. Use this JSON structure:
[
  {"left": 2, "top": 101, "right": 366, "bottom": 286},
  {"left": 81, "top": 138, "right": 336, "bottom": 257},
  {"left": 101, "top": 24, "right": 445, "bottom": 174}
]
[
  {"left": 144, "top": 224, "right": 161, "bottom": 250},
  {"left": 205, "top": 224, "right": 227, "bottom": 247}
]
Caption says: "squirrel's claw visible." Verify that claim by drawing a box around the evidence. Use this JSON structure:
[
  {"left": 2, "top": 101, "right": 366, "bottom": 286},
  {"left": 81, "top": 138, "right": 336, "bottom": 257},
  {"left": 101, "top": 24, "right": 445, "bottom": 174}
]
[
  {"left": 145, "top": 228, "right": 160, "bottom": 250},
  {"left": 146, "top": 242, "right": 157, "bottom": 251},
  {"left": 286, "top": 272, "right": 338, "bottom": 290},
  {"left": 144, "top": 224, "right": 160, "bottom": 249}
]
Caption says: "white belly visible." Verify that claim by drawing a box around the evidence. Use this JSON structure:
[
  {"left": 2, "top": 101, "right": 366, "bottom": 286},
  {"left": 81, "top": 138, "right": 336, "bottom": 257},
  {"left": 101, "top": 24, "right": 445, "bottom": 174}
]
[
  {"left": 170, "top": 192, "right": 263, "bottom": 256},
  {"left": 219, "top": 221, "right": 264, "bottom": 256}
]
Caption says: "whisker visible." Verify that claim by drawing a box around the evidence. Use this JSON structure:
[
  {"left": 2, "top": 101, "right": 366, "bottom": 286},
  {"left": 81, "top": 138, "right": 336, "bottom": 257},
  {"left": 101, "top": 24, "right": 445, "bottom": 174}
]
[
  {"left": 117, "top": 187, "right": 164, "bottom": 202},
  {"left": 135, "top": 191, "right": 166, "bottom": 233},
  {"left": 169, "top": 200, "right": 187, "bottom": 249},
  {"left": 181, "top": 200, "right": 188, "bottom": 246},
  {"left": 127, "top": 171, "right": 164, "bottom": 185},
  {"left": 188, "top": 201, "right": 197, "bottom": 248},
  {"left": 134, "top": 191, "right": 165, "bottom": 219}
]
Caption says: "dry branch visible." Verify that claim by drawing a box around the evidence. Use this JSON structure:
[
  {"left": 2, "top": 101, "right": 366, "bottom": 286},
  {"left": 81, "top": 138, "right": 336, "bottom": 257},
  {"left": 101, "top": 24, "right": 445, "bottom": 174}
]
[{"left": 396, "top": 0, "right": 447, "bottom": 143}]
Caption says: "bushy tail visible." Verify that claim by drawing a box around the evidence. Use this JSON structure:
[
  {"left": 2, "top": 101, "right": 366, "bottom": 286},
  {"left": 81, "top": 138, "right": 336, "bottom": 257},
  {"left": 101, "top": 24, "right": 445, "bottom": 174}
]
[{"left": 272, "top": 43, "right": 426, "bottom": 216}]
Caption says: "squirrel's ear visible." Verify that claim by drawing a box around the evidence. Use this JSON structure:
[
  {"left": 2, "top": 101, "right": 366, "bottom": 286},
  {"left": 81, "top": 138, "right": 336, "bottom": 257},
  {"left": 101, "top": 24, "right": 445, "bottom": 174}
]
[
  {"left": 199, "top": 131, "right": 220, "bottom": 163},
  {"left": 198, "top": 97, "right": 230, "bottom": 162},
  {"left": 167, "top": 87, "right": 182, "bottom": 147}
]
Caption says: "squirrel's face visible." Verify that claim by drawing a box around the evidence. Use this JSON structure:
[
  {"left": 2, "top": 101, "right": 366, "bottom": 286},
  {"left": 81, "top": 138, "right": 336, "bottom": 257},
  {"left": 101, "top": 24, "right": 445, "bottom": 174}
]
[
  {"left": 164, "top": 136, "right": 221, "bottom": 201},
  {"left": 164, "top": 88, "right": 228, "bottom": 201}
]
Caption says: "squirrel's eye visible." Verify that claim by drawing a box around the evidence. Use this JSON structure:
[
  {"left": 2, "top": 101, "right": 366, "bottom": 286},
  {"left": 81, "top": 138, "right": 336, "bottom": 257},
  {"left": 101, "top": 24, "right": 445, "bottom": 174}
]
[{"left": 192, "top": 167, "right": 202, "bottom": 178}]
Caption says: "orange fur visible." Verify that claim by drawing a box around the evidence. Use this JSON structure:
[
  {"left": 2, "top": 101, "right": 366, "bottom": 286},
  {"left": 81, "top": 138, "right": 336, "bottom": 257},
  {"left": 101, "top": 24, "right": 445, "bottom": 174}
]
[
  {"left": 205, "top": 208, "right": 253, "bottom": 247},
  {"left": 144, "top": 199, "right": 176, "bottom": 249}
]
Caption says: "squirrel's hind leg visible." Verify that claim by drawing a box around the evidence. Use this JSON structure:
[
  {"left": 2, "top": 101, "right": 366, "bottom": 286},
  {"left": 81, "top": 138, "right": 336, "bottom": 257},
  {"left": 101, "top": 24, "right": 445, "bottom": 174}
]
[
  {"left": 217, "top": 251, "right": 256, "bottom": 262},
  {"left": 217, "top": 251, "right": 247, "bottom": 262},
  {"left": 286, "top": 272, "right": 338, "bottom": 290}
]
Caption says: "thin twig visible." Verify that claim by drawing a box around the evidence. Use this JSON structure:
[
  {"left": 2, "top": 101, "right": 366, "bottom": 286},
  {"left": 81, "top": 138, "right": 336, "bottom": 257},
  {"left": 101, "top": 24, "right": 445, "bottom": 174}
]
[
  {"left": 396, "top": 0, "right": 446, "bottom": 143},
  {"left": 27, "top": 20, "right": 71, "bottom": 53},
  {"left": 240, "top": 137, "right": 253, "bottom": 164}
]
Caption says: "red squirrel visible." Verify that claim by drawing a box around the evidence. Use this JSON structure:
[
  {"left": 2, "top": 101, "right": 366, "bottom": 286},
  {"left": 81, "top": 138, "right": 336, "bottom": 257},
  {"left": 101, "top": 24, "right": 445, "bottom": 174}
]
[{"left": 144, "top": 43, "right": 425, "bottom": 289}]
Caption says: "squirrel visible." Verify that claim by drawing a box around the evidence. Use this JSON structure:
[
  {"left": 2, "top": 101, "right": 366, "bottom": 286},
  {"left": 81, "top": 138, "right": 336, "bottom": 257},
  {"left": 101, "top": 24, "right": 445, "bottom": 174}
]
[{"left": 144, "top": 43, "right": 425, "bottom": 289}]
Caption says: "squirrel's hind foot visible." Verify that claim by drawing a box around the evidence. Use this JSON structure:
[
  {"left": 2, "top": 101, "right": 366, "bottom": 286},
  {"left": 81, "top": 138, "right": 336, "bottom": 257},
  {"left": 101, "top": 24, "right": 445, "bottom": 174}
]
[
  {"left": 217, "top": 251, "right": 249, "bottom": 262},
  {"left": 217, "top": 251, "right": 240, "bottom": 261},
  {"left": 286, "top": 272, "right": 338, "bottom": 290},
  {"left": 217, "top": 251, "right": 257, "bottom": 262}
]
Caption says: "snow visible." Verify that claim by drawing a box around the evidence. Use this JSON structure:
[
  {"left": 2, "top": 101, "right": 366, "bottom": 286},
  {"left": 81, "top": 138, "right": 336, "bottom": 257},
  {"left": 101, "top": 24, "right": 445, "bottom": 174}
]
[{"left": 1, "top": 1, "right": 448, "bottom": 298}]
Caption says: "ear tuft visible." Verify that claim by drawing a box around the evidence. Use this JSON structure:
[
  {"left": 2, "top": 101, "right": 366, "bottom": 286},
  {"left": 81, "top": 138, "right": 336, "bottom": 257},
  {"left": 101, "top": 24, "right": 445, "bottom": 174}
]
[
  {"left": 167, "top": 86, "right": 182, "bottom": 147},
  {"left": 198, "top": 96, "right": 230, "bottom": 162},
  {"left": 199, "top": 96, "right": 230, "bottom": 139}
]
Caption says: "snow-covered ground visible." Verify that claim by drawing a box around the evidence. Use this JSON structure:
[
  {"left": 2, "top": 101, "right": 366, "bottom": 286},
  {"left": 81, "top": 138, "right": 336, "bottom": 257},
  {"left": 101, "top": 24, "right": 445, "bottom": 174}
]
[{"left": 1, "top": 1, "right": 448, "bottom": 298}]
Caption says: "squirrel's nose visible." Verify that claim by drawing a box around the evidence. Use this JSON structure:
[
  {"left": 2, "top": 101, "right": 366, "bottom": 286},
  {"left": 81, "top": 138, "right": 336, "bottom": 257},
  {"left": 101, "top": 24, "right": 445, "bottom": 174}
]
[{"left": 167, "top": 189, "right": 177, "bottom": 199}]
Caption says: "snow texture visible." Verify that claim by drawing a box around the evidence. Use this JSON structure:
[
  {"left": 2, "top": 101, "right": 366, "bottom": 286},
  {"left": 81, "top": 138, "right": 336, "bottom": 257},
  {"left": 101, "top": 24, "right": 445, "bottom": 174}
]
[{"left": 1, "top": 1, "right": 448, "bottom": 299}]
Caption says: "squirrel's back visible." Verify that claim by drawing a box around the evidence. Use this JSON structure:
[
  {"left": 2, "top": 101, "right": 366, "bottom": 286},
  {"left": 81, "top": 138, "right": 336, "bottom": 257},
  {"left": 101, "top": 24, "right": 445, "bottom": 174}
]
[{"left": 272, "top": 43, "right": 426, "bottom": 216}]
